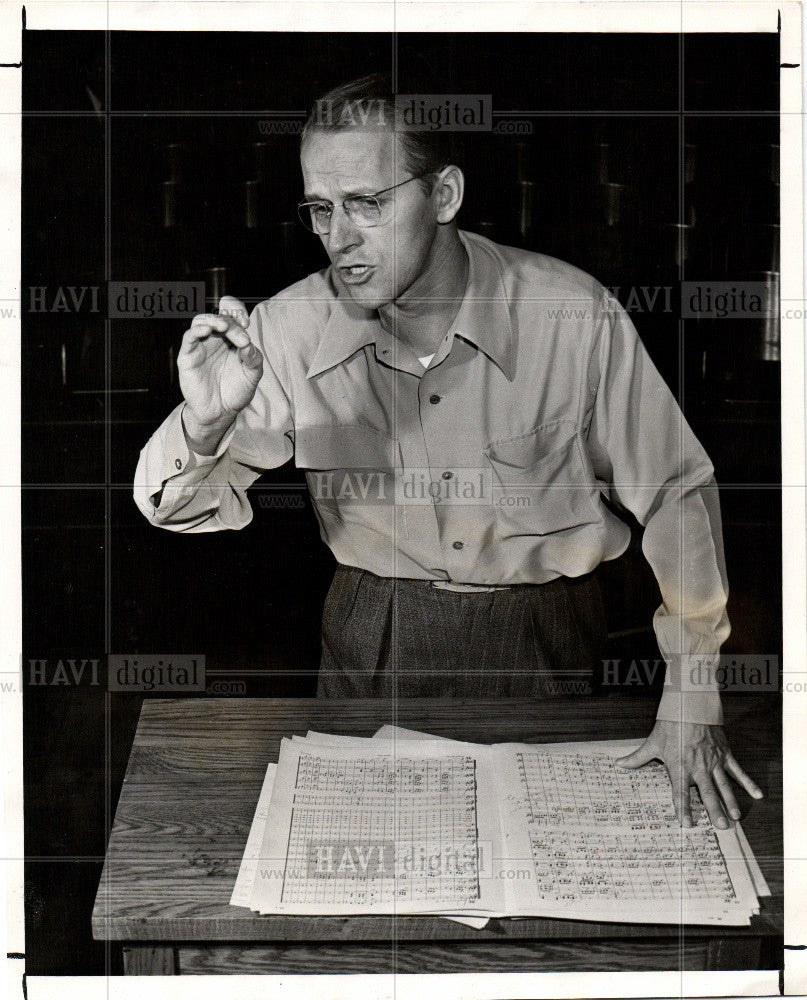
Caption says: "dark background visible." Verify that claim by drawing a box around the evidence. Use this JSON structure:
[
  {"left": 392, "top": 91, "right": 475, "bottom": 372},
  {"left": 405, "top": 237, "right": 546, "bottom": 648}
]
[{"left": 22, "top": 30, "right": 781, "bottom": 975}]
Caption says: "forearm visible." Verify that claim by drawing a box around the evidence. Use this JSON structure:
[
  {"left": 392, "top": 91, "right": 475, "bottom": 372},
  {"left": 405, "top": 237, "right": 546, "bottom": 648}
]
[
  {"left": 641, "top": 477, "right": 730, "bottom": 723},
  {"left": 585, "top": 294, "right": 731, "bottom": 725},
  {"left": 133, "top": 403, "right": 254, "bottom": 531}
]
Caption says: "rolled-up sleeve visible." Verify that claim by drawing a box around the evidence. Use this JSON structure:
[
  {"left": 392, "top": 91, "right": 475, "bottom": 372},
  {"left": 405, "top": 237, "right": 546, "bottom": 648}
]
[
  {"left": 585, "top": 293, "right": 730, "bottom": 725},
  {"left": 133, "top": 301, "right": 295, "bottom": 532}
]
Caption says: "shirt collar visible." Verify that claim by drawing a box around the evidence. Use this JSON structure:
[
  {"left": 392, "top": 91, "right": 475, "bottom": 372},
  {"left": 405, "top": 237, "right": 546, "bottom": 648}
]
[
  {"left": 306, "top": 229, "right": 517, "bottom": 381},
  {"left": 451, "top": 230, "right": 517, "bottom": 381},
  {"left": 306, "top": 272, "right": 381, "bottom": 379}
]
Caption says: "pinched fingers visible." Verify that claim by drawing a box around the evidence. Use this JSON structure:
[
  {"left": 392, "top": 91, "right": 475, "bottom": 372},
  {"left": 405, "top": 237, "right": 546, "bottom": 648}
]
[
  {"left": 181, "top": 314, "right": 250, "bottom": 354},
  {"left": 238, "top": 341, "right": 264, "bottom": 375},
  {"left": 217, "top": 295, "right": 250, "bottom": 329}
]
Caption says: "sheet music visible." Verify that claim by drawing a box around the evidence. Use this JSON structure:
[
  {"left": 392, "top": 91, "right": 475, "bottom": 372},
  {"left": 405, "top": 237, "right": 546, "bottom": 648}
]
[
  {"left": 515, "top": 745, "right": 709, "bottom": 829},
  {"left": 235, "top": 730, "right": 766, "bottom": 925},
  {"left": 736, "top": 823, "right": 771, "bottom": 897},
  {"left": 299, "top": 728, "right": 492, "bottom": 927},
  {"left": 230, "top": 763, "right": 277, "bottom": 908},
  {"left": 525, "top": 826, "right": 737, "bottom": 904},
  {"left": 247, "top": 738, "right": 504, "bottom": 915},
  {"left": 498, "top": 741, "right": 760, "bottom": 924}
]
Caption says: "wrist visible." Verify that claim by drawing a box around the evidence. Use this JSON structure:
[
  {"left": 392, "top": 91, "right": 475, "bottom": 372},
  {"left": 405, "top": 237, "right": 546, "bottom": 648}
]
[
  {"left": 181, "top": 405, "right": 235, "bottom": 456},
  {"left": 656, "top": 687, "right": 724, "bottom": 727}
]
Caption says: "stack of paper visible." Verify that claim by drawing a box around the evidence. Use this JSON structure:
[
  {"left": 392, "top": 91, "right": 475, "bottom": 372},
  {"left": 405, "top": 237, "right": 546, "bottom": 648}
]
[{"left": 231, "top": 726, "right": 768, "bottom": 927}]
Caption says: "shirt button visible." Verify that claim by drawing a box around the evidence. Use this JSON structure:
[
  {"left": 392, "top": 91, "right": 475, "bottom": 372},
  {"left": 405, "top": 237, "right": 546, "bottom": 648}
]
[
  {"left": 442, "top": 471, "right": 453, "bottom": 480},
  {"left": 452, "top": 540, "right": 464, "bottom": 550},
  {"left": 175, "top": 458, "right": 183, "bottom": 470},
  {"left": 429, "top": 394, "right": 441, "bottom": 404}
]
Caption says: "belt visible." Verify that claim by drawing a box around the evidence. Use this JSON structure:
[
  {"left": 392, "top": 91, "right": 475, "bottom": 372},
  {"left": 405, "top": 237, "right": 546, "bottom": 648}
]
[{"left": 430, "top": 580, "right": 513, "bottom": 593}]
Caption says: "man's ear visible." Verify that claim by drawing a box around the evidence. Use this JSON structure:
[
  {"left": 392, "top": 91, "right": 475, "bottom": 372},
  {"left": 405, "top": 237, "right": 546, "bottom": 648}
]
[{"left": 434, "top": 165, "right": 464, "bottom": 224}]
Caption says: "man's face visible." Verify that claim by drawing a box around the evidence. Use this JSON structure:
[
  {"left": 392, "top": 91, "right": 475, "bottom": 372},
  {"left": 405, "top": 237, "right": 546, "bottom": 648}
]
[{"left": 300, "top": 128, "right": 439, "bottom": 309}]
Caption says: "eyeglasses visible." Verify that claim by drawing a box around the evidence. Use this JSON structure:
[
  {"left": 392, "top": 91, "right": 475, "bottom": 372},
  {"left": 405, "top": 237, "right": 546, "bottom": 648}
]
[{"left": 297, "top": 171, "right": 435, "bottom": 235}]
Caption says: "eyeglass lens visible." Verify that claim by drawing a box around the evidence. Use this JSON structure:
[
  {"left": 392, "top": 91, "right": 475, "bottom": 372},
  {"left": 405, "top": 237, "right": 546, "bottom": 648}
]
[{"left": 299, "top": 196, "right": 384, "bottom": 234}]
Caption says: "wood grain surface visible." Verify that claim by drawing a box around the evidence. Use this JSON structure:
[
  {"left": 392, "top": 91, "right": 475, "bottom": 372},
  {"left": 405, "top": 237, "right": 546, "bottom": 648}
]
[
  {"left": 92, "top": 696, "right": 782, "bottom": 948},
  {"left": 175, "top": 938, "right": 714, "bottom": 974}
]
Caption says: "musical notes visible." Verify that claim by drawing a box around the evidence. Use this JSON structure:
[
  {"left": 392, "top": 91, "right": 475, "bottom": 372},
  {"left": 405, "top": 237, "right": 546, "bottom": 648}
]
[
  {"left": 232, "top": 730, "right": 767, "bottom": 925},
  {"left": 501, "top": 741, "right": 765, "bottom": 923},
  {"left": 516, "top": 749, "right": 710, "bottom": 829},
  {"left": 281, "top": 753, "right": 480, "bottom": 907}
]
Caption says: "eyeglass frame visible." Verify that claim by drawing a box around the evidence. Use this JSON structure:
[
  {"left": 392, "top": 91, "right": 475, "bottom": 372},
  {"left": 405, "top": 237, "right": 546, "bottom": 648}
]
[{"left": 296, "top": 169, "right": 439, "bottom": 234}]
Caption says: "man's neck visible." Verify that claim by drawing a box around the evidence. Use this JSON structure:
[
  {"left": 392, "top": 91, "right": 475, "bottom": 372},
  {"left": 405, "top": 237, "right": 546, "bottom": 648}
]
[{"left": 377, "top": 227, "right": 469, "bottom": 358}]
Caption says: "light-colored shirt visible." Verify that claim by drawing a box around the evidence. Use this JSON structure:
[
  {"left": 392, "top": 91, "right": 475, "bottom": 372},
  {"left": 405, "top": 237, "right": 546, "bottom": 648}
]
[{"left": 134, "top": 230, "right": 729, "bottom": 725}]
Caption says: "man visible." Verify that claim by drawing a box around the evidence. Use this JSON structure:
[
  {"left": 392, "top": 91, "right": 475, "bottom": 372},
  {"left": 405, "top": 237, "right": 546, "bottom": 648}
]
[{"left": 134, "top": 75, "right": 762, "bottom": 829}]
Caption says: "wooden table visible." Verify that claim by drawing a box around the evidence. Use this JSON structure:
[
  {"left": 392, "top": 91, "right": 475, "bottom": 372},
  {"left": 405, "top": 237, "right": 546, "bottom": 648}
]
[{"left": 92, "top": 696, "right": 782, "bottom": 975}]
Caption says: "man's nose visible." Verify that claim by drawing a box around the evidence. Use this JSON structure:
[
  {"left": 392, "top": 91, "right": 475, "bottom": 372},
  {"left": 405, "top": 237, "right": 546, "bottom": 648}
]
[{"left": 326, "top": 206, "right": 362, "bottom": 255}]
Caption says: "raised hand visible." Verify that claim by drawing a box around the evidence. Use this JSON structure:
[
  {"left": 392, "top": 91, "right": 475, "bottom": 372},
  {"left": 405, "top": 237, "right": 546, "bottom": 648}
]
[{"left": 177, "top": 296, "right": 263, "bottom": 453}]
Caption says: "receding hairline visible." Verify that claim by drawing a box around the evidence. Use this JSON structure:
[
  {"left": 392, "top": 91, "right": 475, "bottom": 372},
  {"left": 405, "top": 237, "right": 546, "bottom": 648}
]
[
  {"left": 301, "top": 120, "right": 414, "bottom": 148},
  {"left": 299, "top": 123, "right": 415, "bottom": 187}
]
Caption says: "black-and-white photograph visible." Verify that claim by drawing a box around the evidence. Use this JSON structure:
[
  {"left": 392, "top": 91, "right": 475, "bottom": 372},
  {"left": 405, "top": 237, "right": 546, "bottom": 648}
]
[{"left": 6, "top": 2, "right": 803, "bottom": 997}]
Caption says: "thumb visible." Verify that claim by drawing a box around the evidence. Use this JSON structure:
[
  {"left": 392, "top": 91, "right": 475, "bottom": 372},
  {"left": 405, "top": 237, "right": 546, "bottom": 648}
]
[
  {"left": 238, "top": 342, "right": 263, "bottom": 372},
  {"left": 218, "top": 296, "right": 250, "bottom": 329},
  {"left": 616, "top": 741, "right": 657, "bottom": 769}
]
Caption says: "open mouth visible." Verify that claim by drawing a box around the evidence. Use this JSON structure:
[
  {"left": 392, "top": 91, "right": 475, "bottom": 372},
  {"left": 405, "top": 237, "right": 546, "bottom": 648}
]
[{"left": 338, "top": 264, "right": 374, "bottom": 285}]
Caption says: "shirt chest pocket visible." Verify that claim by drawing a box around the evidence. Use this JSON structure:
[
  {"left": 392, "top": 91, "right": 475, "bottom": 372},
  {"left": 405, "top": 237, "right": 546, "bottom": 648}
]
[
  {"left": 295, "top": 423, "right": 398, "bottom": 517},
  {"left": 484, "top": 421, "right": 602, "bottom": 536}
]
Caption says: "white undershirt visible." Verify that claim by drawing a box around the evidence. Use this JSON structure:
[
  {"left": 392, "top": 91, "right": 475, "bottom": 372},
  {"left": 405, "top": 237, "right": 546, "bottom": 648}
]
[{"left": 418, "top": 354, "right": 435, "bottom": 368}]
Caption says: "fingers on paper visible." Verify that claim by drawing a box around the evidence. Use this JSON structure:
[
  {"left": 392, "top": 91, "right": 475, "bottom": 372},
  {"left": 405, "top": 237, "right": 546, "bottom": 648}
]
[
  {"left": 615, "top": 742, "right": 657, "bottom": 769},
  {"left": 724, "top": 753, "right": 764, "bottom": 800}
]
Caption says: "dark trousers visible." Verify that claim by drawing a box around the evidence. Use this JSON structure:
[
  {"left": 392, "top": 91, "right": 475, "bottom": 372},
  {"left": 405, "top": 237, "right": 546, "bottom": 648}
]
[{"left": 315, "top": 565, "right": 607, "bottom": 698}]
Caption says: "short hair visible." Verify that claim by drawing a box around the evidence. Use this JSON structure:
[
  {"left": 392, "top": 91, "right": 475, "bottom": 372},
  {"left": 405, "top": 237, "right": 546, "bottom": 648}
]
[{"left": 301, "top": 73, "right": 454, "bottom": 192}]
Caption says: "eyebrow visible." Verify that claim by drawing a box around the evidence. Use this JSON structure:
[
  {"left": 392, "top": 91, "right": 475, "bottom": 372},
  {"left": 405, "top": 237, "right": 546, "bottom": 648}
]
[{"left": 303, "top": 185, "right": 381, "bottom": 202}]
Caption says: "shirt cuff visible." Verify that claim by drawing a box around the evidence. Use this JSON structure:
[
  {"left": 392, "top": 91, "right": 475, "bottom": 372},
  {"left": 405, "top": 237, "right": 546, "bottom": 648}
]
[
  {"left": 178, "top": 404, "right": 236, "bottom": 472},
  {"left": 655, "top": 687, "right": 724, "bottom": 726}
]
